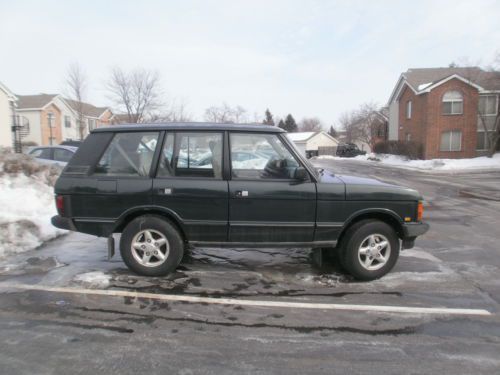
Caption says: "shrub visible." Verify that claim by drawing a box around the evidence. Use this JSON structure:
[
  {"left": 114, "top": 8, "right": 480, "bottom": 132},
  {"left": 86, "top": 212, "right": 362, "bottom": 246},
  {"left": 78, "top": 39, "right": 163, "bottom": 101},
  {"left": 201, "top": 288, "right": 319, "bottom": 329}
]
[
  {"left": 0, "top": 148, "right": 61, "bottom": 186},
  {"left": 373, "top": 141, "right": 423, "bottom": 160}
]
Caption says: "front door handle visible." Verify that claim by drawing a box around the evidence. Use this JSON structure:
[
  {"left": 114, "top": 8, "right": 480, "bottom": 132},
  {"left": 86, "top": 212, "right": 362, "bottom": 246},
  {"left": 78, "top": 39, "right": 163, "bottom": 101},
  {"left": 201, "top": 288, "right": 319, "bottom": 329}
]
[
  {"left": 158, "top": 188, "right": 172, "bottom": 195},
  {"left": 235, "top": 190, "right": 249, "bottom": 197}
]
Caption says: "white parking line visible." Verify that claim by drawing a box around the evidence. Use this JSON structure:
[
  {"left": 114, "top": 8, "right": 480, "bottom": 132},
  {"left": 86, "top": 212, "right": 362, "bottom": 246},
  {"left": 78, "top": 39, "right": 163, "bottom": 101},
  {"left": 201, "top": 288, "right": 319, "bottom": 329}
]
[{"left": 1, "top": 283, "right": 492, "bottom": 316}]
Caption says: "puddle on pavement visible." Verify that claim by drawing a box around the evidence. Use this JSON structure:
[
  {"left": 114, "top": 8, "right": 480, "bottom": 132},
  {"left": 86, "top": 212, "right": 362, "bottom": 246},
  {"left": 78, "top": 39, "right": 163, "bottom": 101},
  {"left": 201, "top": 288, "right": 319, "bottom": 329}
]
[
  {"left": 104, "top": 246, "right": 360, "bottom": 299},
  {"left": 0, "top": 256, "right": 66, "bottom": 276}
]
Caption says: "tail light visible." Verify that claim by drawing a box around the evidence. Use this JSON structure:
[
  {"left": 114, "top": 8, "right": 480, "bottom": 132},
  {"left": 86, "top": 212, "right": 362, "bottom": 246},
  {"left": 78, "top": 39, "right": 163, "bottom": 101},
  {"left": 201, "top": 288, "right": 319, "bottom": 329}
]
[
  {"left": 417, "top": 201, "right": 424, "bottom": 222},
  {"left": 56, "top": 195, "right": 65, "bottom": 216}
]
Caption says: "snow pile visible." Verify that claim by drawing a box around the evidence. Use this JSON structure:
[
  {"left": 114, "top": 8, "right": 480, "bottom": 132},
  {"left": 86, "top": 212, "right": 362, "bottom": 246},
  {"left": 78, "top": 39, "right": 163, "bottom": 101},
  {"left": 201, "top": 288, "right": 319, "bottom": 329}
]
[
  {"left": 317, "top": 153, "right": 500, "bottom": 171},
  {"left": 0, "top": 149, "right": 65, "bottom": 258},
  {"left": 74, "top": 271, "right": 111, "bottom": 289}
]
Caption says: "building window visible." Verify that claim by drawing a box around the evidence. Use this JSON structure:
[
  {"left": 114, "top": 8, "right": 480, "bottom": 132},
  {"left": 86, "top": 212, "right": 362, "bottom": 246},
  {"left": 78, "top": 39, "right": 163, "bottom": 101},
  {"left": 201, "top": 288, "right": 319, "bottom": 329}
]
[
  {"left": 406, "top": 100, "right": 412, "bottom": 119},
  {"left": 476, "top": 131, "right": 490, "bottom": 151},
  {"left": 478, "top": 95, "right": 498, "bottom": 116},
  {"left": 442, "top": 91, "right": 463, "bottom": 115},
  {"left": 405, "top": 133, "right": 411, "bottom": 142},
  {"left": 88, "top": 119, "right": 96, "bottom": 130},
  {"left": 64, "top": 116, "right": 71, "bottom": 128},
  {"left": 440, "top": 130, "right": 462, "bottom": 151},
  {"left": 47, "top": 112, "right": 55, "bottom": 127}
]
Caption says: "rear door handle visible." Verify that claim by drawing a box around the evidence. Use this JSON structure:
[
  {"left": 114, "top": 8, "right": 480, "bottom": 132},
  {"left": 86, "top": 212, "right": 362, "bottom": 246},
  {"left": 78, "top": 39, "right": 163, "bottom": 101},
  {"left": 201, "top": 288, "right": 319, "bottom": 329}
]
[{"left": 235, "top": 190, "right": 249, "bottom": 197}]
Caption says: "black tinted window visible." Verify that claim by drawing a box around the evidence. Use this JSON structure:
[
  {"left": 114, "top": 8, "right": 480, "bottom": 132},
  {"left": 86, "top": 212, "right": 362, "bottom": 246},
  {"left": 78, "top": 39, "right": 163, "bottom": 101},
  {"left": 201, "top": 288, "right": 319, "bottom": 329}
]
[
  {"left": 230, "top": 133, "right": 300, "bottom": 180},
  {"left": 157, "top": 132, "right": 223, "bottom": 179},
  {"left": 30, "top": 148, "right": 51, "bottom": 160},
  {"left": 53, "top": 148, "right": 74, "bottom": 162},
  {"left": 94, "top": 132, "right": 159, "bottom": 176}
]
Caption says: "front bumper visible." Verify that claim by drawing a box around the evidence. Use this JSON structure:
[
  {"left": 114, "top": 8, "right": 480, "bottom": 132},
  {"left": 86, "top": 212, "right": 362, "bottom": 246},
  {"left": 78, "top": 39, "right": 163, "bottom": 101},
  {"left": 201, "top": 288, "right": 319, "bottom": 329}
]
[
  {"left": 401, "top": 222, "right": 429, "bottom": 249},
  {"left": 403, "top": 222, "right": 430, "bottom": 238},
  {"left": 51, "top": 215, "right": 76, "bottom": 231}
]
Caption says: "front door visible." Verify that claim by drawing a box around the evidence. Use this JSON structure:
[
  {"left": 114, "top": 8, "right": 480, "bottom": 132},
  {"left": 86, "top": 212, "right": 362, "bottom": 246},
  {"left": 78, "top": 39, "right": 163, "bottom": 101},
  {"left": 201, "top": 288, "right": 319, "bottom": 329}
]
[
  {"left": 228, "top": 132, "right": 316, "bottom": 243},
  {"left": 153, "top": 131, "right": 228, "bottom": 242}
]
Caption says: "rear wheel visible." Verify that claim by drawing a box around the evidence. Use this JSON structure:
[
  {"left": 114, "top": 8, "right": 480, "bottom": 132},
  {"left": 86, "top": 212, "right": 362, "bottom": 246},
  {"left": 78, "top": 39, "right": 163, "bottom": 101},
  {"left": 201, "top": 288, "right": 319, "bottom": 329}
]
[
  {"left": 120, "top": 215, "right": 184, "bottom": 276},
  {"left": 340, "top": 220, "right": 399, "bottom": 281}
]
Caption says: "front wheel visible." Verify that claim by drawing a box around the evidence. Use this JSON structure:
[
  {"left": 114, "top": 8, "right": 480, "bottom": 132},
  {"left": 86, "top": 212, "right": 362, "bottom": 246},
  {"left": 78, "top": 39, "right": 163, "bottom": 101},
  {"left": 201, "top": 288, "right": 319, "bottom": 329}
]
[
  {"left": 120, "top": 215, "right": 184, "bottom": 276},
  {"left": 340, "top": 220, "right": 400, "bottom": 281}
]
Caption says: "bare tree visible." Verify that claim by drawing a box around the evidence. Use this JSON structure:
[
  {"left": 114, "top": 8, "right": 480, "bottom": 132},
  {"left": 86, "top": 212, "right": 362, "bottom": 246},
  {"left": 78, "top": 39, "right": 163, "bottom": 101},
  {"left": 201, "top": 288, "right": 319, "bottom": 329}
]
[
  {"left": 65, "top": 63, "right": 87, "bottom": 140},
  {"left": 458, "top": 57, "right": 500, "bottom": 157},
  {"left": 204, "top": 103, "right": 248, "bottom": 123},
  {"left": 477, "top": 84, "right": 500, "bottom": 156},
  {"left": 150, "top": 98, "right": 193, "bottom": 122},
  {"left": 233, "top": 106, "right": 248, "bottom": 123},
  {"left": 106, "top": 67, "right": 163, "bottom": 123},
  {"left": 299, "top": 117, "right": 323, "bottom": 132},
  {"left": 338, "top": 102, "right": 384, "bottom": 149}
]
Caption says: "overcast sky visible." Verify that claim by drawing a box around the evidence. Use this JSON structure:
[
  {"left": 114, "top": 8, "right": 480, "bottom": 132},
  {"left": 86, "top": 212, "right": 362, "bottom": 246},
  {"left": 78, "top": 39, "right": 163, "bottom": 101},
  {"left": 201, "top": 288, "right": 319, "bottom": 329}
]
[{"left": 1, "top": 0, "right": 499, "bottom": 126}]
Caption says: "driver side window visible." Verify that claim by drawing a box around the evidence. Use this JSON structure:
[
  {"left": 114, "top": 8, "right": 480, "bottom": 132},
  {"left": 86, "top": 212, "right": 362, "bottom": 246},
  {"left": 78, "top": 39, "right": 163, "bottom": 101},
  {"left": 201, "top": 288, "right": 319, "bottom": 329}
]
[{"left": 229, "top": 133, "right": 300, "bottom": 180}]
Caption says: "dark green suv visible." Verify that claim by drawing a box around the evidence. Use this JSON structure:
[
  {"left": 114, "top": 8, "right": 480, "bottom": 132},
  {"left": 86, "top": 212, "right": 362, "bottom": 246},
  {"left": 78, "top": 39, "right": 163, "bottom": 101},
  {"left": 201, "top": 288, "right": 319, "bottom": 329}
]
[{"left": 52, "top": 123, "right": 428, "bottom": 280}]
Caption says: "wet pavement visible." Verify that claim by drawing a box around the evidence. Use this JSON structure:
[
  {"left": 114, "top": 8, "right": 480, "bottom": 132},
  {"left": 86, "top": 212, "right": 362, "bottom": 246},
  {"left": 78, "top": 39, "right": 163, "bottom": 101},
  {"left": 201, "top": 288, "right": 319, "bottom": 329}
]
[{"left": 1, "top": 159, "right": 500, "bottom": 374}]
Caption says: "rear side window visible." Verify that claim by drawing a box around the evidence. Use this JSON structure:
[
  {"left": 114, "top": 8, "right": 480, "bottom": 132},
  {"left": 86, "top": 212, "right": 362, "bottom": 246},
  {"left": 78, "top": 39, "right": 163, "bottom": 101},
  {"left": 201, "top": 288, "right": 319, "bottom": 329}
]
[
  {"left": 30, "top": 148, "right": 51, "bottom": 160},
  {"left": 157, "top": 132, "right": 223, "bottom": 179},
  {"left": 53, "top": 148, "right": 74, "bottom": 162},
  {"left": 94, "top": 132, "right": 159, "bottom": 177}
]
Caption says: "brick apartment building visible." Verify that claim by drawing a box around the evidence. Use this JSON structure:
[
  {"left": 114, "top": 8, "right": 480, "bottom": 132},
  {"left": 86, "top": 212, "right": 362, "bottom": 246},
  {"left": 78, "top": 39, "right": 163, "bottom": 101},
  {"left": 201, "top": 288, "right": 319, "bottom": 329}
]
[{"left": 387, "top": 67, "right": 500, "bottom": 159}]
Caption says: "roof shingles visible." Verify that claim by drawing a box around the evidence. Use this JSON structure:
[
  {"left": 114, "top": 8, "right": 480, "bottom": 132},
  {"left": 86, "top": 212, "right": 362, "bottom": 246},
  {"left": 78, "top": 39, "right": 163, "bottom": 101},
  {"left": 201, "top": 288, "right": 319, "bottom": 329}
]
[{"left": 404, "top": 67, "right": 500, "bottom": 92}]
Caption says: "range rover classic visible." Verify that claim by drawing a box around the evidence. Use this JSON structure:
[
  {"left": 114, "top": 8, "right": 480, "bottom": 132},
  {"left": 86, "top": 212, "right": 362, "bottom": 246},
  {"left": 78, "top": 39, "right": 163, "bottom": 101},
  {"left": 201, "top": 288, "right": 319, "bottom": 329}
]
[{"left": 52, "top": 123, "right": 429, "bottom": 281}]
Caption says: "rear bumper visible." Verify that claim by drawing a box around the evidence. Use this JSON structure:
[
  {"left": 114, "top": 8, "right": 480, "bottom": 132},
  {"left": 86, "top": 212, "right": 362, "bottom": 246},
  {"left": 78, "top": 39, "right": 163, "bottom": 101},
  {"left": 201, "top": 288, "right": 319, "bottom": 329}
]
[{"left": 51, "top": 215, "right": 76, "bottom": 231}]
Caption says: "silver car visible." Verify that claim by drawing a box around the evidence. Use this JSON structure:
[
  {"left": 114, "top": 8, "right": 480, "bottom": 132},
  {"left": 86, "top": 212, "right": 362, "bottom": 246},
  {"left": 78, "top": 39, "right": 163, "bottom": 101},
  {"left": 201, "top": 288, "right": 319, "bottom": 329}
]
[{"left": 27, "top": 145, "right": 77, "bottom": 167}]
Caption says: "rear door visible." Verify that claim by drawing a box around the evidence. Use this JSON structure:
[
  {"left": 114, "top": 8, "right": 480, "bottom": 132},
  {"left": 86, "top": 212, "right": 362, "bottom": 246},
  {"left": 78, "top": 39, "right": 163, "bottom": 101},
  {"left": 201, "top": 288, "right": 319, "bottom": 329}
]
[
  {"left": 227, "top": 132, "right": 316, "bottom": 243},
  {"left": 67, "top": 131, "right": 160, "bottom": 235},
  {"left": 153, "top": 131, "right": 228, "bottom": 242}
]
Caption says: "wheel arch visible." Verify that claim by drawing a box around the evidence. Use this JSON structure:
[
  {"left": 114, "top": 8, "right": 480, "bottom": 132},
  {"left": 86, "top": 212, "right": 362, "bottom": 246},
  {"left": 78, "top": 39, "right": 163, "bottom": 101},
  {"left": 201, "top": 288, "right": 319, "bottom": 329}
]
[
  {"left": 112, "top": 206, "right": 187, "bottom": 242},
  {"left": 337, "top": 209, "right": 404, "bottom": 247}
]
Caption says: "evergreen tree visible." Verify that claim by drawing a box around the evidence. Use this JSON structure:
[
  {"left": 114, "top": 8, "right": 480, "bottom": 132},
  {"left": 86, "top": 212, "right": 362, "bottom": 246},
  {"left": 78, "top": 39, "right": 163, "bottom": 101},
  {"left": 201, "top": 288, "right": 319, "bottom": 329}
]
[
  {"left": 328, "top": 125, "right": 338, "bottom": 138},
  {"left": 263, "top": 109, "right": 275, "bottom": 126},
  {"left": 277, "top": 119, "right": 286, "bottom": 129},
  {"left": 283, "top": 114, "right": 298, "bottom": 132}
]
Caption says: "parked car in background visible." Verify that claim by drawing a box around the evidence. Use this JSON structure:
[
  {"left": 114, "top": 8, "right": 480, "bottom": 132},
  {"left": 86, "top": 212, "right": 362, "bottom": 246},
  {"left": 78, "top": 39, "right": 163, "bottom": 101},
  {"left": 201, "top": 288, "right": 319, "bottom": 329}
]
[
  {"left": 336, "top": 143, "right": 367, "bottom": 158},
  {"left": 60, "top": 140, "right": 83, "bottom": 148},
  {"left": 51, "top": 123, "right": 428, "bottom": 281},
  {"left": 27, "top": 145, "right": 77, "bottom": 166}
]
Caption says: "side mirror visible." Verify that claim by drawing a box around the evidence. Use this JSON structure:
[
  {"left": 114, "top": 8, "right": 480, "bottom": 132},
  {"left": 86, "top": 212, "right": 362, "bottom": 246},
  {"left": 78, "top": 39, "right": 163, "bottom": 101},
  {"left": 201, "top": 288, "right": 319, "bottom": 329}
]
[{"left": 294, "top": 167, "right": 308, "bottom": 181}]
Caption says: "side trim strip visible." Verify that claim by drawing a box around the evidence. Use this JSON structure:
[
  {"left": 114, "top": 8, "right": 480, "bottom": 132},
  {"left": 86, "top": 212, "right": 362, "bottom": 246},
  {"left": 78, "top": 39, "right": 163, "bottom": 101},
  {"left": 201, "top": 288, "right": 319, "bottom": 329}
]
[
  {"left": 230, "top": 221, "right": 315, "bottom": 228},
  {"left": 184, "top": 220, "right": 227, "bottom": 226},
  {"left": 190, "top": 240, "right": 337, "bottom": 248},
  {"left": 316, "top": 222, "right": 343, "bottom": 228},
  {"left": 74, "top": 218, "right": 115, "bottom": 223}
]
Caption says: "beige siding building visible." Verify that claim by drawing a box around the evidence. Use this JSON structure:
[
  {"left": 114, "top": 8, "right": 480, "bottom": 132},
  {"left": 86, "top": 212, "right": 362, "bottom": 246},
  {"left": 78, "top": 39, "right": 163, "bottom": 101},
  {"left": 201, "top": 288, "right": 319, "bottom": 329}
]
[
  {"left": 287, "top": 131, "right": 339, "bottom": 158},
  {"left": 0, "top": 82, "right": 17, "bottom": 148},
  {"left": 15, "top": 94, "right": 113, "bottom": 146}
]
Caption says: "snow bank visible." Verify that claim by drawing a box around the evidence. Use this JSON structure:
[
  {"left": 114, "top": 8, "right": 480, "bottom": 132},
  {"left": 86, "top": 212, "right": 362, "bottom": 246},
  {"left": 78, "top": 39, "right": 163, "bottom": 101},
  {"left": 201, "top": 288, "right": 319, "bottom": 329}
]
[
  {"left": 317, "top": 153, "right": 500, "bottom": 171},
  {"left": 0, "top": 149, "right": 65, "bottom": 258}
]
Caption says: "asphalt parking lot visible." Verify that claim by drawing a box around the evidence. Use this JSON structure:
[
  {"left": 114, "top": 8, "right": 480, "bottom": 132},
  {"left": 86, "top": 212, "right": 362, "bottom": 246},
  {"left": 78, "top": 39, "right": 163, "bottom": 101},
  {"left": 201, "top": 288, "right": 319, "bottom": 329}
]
[{"left": 1, "top": 159, "right": 500, "bottom": 374}]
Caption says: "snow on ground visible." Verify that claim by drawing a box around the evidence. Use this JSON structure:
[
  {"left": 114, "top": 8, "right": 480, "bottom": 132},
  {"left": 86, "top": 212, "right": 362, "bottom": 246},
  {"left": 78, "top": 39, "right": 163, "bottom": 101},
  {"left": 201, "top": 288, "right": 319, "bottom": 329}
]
[
  {"left": 0, "top": 149, "right": 65, "bottom": 258},
  {"left": 317, "top": 153, "right": 500, "bottom": 171},
  {"left": 73, "top": 271, "right": 111, "bottom": 289}
]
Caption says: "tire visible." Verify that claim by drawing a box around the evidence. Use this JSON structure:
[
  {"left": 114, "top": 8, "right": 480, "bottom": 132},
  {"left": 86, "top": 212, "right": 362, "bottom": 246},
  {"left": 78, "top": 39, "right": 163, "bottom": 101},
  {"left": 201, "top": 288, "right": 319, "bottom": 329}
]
[
  {"left": 120, "top": 215, "right": 184, "bottom": 277},
  {"left": 340, "top": 219, "right": 399, "bottom": 281}
]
